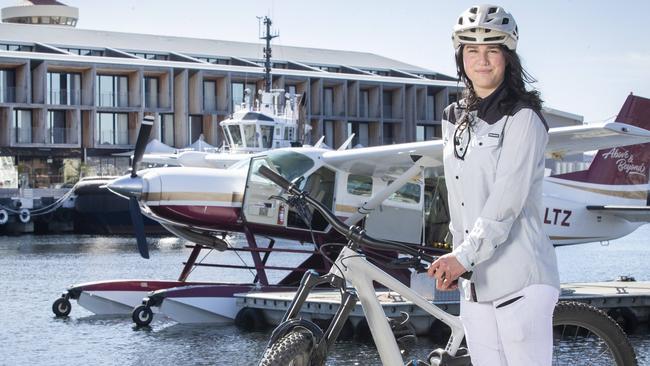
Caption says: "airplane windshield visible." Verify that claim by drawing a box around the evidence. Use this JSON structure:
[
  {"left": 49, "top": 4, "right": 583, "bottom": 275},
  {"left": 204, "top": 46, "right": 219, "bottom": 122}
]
[{"left": 265, "top": 151, "right": 314, "bottom": 182}]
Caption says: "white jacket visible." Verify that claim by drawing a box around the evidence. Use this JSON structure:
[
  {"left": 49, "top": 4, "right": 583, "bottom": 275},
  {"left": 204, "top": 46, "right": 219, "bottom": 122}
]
[{"left": 442, "top": 87, "right": 560, "bottom": 302}]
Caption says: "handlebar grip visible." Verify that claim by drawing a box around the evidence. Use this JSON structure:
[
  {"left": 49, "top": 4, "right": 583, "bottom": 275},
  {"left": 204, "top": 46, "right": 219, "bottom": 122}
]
[{"left": 258, "top": 165, "right": 291, "bottom": 190}]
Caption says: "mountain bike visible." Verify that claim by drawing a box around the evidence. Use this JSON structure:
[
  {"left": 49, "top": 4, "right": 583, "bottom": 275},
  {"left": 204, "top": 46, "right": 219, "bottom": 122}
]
[{"left": 255, "top": 165, "right": 637, "bottom": 365}]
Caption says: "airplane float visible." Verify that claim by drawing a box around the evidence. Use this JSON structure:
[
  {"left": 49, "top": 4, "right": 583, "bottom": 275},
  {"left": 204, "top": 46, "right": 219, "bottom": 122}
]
[{"left": 52, "top": 94, "right": 650, "bottom": 328}]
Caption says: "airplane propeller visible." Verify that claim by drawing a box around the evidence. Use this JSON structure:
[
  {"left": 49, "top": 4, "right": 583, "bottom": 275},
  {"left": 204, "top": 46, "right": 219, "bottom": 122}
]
[
  {"left": 129, "top": 115, "right": 154, "bottom": 258},
  {"left": 107, "top": 115, "right": 154, "bottom": 259}
]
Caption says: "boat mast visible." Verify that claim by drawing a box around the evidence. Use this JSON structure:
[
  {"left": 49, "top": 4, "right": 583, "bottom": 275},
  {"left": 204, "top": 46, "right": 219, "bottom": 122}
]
[{"left": 260, "top": 16, "right": 278, "bottom": 93}]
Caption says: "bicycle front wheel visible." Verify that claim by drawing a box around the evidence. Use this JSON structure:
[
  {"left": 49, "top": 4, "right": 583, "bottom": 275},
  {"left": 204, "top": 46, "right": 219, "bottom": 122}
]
[
  {"left": 258, "top": 329, "right": 315, "bottom": 366},
  {"left": 553, "top": 301, "right": 637, "bottom": 366}
]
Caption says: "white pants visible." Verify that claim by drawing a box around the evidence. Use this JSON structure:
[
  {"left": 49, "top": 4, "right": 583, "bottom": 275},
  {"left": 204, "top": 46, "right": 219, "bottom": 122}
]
[{"left": 460, "top": 284, "right": 559, "bottom": 366}]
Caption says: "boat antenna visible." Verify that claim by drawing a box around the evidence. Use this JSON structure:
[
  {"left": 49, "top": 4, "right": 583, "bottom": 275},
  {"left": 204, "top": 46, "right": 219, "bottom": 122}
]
[{"left": 259, "top": 16, "right": 279, "bottom": 92}]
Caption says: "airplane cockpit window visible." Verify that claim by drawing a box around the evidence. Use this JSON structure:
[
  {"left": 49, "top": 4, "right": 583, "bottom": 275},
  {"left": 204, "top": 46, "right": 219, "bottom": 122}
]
[
  {"left": 287, "top": 166, "right": 335, "bottom": 231},
  {"left": 243, "top": 124, "right": 258, "bottom": 147},
  {"left": 347, "top": 175, "right": 373, "bottom": 196},
  {"left": 227, "top": 125, "right": 242, "bottom": 147},
  {"left": 260, "top": 125, "right": 273, "bottom": 148},
  {"left": 243, "top": 153, "right": 320, "bottom": 230}
]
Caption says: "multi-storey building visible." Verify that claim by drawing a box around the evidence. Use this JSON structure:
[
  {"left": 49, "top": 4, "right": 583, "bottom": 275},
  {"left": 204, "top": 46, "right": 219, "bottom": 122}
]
[{"left": 0, "top": 2, "right": 582, "bottom": 188}]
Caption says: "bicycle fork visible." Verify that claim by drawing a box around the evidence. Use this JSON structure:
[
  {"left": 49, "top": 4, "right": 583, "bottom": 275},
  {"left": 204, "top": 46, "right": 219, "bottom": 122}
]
[{"left": 267, "top": 270, "right": 358, "bottom": 365}]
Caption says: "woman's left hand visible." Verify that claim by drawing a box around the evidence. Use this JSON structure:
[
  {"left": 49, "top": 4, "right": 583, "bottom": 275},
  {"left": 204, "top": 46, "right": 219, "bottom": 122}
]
[{"left": 428, "top": 254, "right": 467, "bottom": 290}]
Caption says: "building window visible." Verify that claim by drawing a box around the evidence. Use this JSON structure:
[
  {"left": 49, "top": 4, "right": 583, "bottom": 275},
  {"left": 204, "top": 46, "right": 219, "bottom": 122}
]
[
  {"left": 160, "top": 113, "right": 174, "bottom": 146},
  {"left": 348, "top": 122, "right": 369, "bottom": 147},
  {"left": 0, "top": 69, "right": 16, "bottom": 103},
  {"left": 96, "top": 112, "right": 128, "bottom": 145},
  {"left": 96, "top": 75, "right": 128, "bottom": 107},
  {"left": 416, "top": 125, "right": 435, "bottom": 142},
  {"left": 360, "top": 90, "right": 369, "bottom": 118},
  {"left": 143, "top": 77, "right": 159, "bottom": 109},
  {"left": 14, "top": 109, "right": 32, "bottom": 143},
  {"left": 383, "top": 90, "right": 393, "bottom": 118},
  {"left": 427, "top": 89, "right": 436, "bottom": 120},
  {"left": 323, "top": 88, "right": 334, "bottom": 116},
  {"left": 383, "top": 123, "right": 395, "bottom": 144},
  {"left": 47, "top": 72, "right": 81, "bottom": 105},
  {"left": 323, "top": 120, "right": 335, "bottom": 148},
  {"left": 203, "top": 80, "right": 217, "bottom": 112},
  {"left": 48, "top": 110, "right": 67, "bottom": 144},
  {"left": 189, "top": 115, "right": 203, "bottom": 144},
  {"left": 231, "top": 82, "right": 256, "bottom": 111}
]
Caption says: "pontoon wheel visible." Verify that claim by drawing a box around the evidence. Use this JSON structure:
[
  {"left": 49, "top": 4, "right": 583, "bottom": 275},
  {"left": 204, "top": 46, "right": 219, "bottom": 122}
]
[
  {"left": 52, "top": 297, "right": 71, "bottom": 317},
  {"left": 234, "top": 307, "right": 267, "bottom": 331},
  {"left": 0, "top": 209, "right": 8, "bottom": 225},
  {"left": 132, "top": 305, "right": 153, "bottom": 326},
  {"left": 18, "top": 208, "right": 30, "bottom": 223}
]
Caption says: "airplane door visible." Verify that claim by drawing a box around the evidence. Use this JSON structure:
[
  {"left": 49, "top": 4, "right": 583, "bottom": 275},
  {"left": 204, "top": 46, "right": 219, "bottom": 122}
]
[{"left": 242, "top": 157, "right": 286, "bottom": 227}]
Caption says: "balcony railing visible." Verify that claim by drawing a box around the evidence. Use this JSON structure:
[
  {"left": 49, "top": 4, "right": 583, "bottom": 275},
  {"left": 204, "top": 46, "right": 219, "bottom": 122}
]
[
  {"left": 96, "top": 92, "right": 129, "bottom": 108},
  {"left": 14, "top": 127, "right": 33, "bottom": 144},
  {"left": 47, "top": 89, "right": 82, "bottom": 105},
  {"left": 46, "top": 127, "right": 78, "bottom": 144},
  {"left": 144, "top": 91, "right": 159, "bottom": 109},
  {"left": 0, "top": 86, "right": 28, "bottom": 103},
  {"left": 96, "top": 130, "right": 130, "bottom": 146}
]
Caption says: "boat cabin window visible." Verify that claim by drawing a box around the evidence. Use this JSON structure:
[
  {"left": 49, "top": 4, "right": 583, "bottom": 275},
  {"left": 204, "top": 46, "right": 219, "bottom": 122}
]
[
  {"left": 243, "top": 124, "right": 258, "bottom": 147},
  {"left": 227, "top": 125, "right": 242, "bottom": 147},
  {"left": 347, "top": 174, "right": 373, "bottom": 196},
  {"left": 260, "top": 125, "right": 273, "bottom": 148},
  {"left": 275, "top": 127, "right": 282, "bottom": 138},
  {"left": 387, "top": 181, "right": 421, "bottom": 204}
]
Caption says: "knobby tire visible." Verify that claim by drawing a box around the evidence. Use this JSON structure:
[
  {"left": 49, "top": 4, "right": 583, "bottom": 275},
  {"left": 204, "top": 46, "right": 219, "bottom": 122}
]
[{"left": 258, "top": 330, "right": 314, "bottom": 366}]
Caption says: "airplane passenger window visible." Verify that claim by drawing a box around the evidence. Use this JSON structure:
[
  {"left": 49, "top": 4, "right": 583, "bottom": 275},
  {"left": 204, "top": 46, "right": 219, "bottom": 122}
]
[
  {"left": 347, "top": 175, "right": 373, "bottom": 196},
  {"left": 387, "top": 181, "right": 421, "bottom": 204}
]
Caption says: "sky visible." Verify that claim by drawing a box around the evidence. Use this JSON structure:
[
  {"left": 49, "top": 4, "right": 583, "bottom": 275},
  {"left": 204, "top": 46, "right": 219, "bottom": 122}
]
[{"left": 2, "top": 0, "right": 649, "bottom": 123}]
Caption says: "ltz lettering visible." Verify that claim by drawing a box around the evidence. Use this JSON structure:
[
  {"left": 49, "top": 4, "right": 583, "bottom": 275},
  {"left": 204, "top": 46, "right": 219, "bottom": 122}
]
[{"left": 543, "top": 208, "right": 571, "bottom": 227}]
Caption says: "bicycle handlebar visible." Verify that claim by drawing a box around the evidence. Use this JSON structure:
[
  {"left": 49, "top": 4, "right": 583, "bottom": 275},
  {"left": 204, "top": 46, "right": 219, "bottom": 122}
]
[{"left": 258, "top": 165, "right": 445, "bottom": 263}]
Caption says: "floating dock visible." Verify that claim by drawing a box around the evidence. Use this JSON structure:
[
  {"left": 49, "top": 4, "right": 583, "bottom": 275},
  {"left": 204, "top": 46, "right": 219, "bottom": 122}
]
[{"left": 235, "top": 280, "right": 650, "bottom": 335}]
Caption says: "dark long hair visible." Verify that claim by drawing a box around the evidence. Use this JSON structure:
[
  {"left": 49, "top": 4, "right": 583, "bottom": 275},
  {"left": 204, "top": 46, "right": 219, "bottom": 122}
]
[{"left": 454, "top": 44, "right": 543, "bottom": 114}]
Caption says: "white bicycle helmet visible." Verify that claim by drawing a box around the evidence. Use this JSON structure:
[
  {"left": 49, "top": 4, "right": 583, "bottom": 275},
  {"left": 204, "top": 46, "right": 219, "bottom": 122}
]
[{"left": 452, "top": 4, "right": 518, "bottom": 50}]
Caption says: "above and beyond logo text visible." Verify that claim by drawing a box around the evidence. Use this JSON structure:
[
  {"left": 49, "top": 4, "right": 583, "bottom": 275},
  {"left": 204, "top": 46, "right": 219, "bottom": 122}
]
[{"left": 601, "top": 147, "right": 647, "bottom": 178}]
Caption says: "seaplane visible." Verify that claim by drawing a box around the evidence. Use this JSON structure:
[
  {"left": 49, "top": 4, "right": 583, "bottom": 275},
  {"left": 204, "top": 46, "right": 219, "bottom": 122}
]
[{"left": 52, "top": 93, "right": 650, "bottom": 326}]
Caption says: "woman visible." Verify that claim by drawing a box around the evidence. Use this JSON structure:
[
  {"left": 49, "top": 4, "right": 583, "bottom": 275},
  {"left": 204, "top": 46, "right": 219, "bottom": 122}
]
[{"left": 427, "top": 5, "right": 560, "bottom": 366}]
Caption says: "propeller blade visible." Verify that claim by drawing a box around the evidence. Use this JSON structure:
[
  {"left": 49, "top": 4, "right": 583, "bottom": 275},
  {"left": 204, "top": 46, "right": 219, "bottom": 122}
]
[
  {"left": 131, "top": 115, "right": 155, "bottom": 178},
  {"left": 128, "top": 196, "right": 149, "bottom": 259}
]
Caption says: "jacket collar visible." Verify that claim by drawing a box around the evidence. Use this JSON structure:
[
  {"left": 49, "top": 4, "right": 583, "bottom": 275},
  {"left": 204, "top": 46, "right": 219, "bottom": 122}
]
[{"left": 476, "top": 82, "right": 508, "bottom": 124}]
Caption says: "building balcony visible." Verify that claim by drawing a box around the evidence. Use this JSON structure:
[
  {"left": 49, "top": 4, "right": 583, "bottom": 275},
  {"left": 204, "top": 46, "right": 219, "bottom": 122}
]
[
  {"left": 47, "top": 89, "right": 82, "bottom": 105},
  {"left": 95, "top": 130, "right": 131, "bottom": 146},
  {"left": 0, "top": 86, "right": 28, "bottom": 103},
  {"left": 46, "top": 127, "right": 79, "bottom": 145},
  {"left": 96, "top": 92, "right": 129, "bottom": 108}
]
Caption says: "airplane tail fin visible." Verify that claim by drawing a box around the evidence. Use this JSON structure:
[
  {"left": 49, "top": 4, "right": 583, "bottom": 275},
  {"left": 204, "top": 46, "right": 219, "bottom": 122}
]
[{"left": 552, "top": 94, "right": 650, "bottom": 196}]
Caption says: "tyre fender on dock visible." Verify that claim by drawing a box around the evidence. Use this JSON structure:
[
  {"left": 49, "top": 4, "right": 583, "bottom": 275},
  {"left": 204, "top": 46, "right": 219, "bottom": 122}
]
[
  {"left": 234, "top": 307, "right": 268, "bottom": 331},
  {"left": 0, "top": 209, "right": 8, "bottom": 225},
  {"left": 18, "top": 208, "right": 30, "bottom": 223}
]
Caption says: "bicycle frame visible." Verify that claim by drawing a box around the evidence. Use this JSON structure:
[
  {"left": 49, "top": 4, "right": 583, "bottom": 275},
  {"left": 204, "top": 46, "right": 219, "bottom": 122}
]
[{"left": 278, "top": 244, "right": 466, "bottom": 366}]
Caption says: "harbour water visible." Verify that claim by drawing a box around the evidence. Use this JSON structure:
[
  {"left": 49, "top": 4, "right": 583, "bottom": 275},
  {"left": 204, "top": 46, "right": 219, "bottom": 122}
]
[{"left": 1, "top": 227, "right": 649, "bottom": 365}]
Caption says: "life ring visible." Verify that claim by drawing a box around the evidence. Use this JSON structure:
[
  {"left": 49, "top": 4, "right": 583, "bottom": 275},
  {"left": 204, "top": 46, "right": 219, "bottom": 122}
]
[
  {"left": 19, "top": 208, "right": 30, "bottom": 223},
  {"left": 0, "top": 209, "right": 8, "bottom": 225}
]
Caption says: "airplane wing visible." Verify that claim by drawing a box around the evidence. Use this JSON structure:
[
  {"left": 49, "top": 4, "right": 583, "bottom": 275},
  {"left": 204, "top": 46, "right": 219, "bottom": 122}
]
[
  {"left": 586, "top": 205, "right": 650, "bottom": 222},
  {"left": 321, "top": 140, "right": 444, "bottom": 177},
  {"left": 321, "top": 122, "right": 650, "bottom": 177},
  {"left": 546, "top": 122, "right": 650, "bottom": 159}
]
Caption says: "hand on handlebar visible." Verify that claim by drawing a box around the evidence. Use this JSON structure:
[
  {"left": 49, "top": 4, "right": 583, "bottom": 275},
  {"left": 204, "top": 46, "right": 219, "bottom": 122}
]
[{"left": 428, "top": 254, "right": 467, "bottom": 291}]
